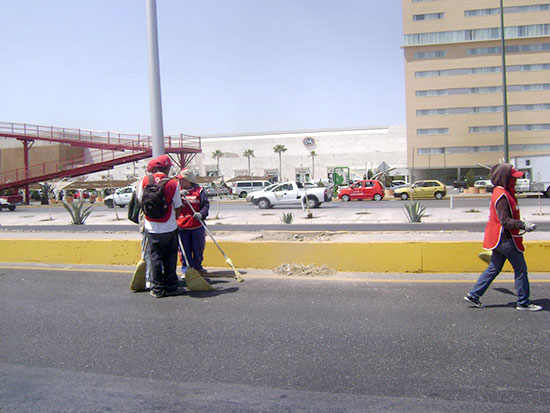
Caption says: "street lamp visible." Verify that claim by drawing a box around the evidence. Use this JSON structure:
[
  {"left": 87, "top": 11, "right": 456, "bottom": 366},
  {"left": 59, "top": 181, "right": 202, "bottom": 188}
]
[{"left": 500, "top": 0, "right": 510, "bottom": 162}]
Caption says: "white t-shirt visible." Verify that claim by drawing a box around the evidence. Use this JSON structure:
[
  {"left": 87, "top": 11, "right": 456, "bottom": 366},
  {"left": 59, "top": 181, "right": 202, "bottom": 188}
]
[{"left": 136, "top": 176, "right": 182, "bottom": 234}]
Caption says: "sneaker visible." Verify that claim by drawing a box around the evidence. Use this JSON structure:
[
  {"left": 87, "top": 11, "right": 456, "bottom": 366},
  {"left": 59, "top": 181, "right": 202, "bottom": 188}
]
[
  {"left": 197, "top": 267, "right": 208, "bottom": 275},
  {"left": 516, "top": 303, "right": 543, "bottom": 311},
  {"left": 149, "top": 289, "right": 165, "bottom": 298},
  {"left": 464, "top": 294, "right": 483, "bottom": 308}
]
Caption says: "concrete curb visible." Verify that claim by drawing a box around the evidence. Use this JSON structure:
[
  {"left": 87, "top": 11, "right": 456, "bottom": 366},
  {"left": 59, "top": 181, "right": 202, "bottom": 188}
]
[{"left": 2, "top": 239, "right": 549, "bottom": 273}]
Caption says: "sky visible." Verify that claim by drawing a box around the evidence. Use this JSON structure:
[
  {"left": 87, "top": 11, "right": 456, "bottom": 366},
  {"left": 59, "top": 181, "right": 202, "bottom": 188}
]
[{"left": 0, "top": 1, "right": 405, "bottom": 136}]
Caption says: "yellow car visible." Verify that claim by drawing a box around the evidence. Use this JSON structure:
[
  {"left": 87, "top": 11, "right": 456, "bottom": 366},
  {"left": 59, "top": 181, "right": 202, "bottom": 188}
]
[{"left": 393, "top": 180, "right": 447, "bottom": 200}]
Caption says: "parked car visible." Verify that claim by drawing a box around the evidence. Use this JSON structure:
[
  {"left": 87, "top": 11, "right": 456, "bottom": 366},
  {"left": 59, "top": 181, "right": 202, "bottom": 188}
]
[
  {"left": 230, "top": 180, "right": 272, "bottom": 198},
  {"left": 0, "top": 197, "right": 16, "bottom": 211},
  {"left": 104, "top": 186, "right": 134, "bottom": 208},
  {"left": 387, "top": 180, "right": 409, "bottom": 190},
  {"left": 393, "top": 180, "right": 447, "bottom": 200},
  {"left": 515, "top": 178, "right": 531, "bottom": 193},
  {"left": 453, "top": 180, "right": 468, "bottom": 192},
  {"left": 337, "top": 180, "right": 385, "bottom": 201},
  {"left": 474, "top": 180, "right": 494, "bottom": 191},
  {"left": 72, "top": 190, "right": 90, "bottom": 199}
]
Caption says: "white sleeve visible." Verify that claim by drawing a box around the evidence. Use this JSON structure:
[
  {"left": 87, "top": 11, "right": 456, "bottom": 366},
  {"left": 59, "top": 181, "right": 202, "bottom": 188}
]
[
  {"left": 172, "top": 182, "right": 182, "bottom": 208},
  {"left": 135, "top": 178, "right": 144, "bottom": 202}
]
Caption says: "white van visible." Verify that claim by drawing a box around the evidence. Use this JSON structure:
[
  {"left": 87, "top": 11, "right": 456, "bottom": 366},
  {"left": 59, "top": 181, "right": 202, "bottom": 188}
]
[{"left": 231, "top": 180, "right": 272, "bottom": 198}]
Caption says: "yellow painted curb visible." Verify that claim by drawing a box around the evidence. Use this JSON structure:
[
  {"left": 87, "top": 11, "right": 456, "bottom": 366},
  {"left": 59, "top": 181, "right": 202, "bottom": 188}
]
[{"left": 0, "top": 239, "right": 549, "bottom": 273}]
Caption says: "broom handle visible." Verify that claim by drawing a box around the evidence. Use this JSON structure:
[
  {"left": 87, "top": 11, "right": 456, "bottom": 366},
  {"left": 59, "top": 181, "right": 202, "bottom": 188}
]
[{"left": 183, "top": 196, "right": 228, "bottom": 259}]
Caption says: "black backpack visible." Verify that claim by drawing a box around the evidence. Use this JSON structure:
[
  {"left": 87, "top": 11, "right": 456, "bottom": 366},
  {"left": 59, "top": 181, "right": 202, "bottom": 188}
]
[{"left": 141, "top": 174, "right": 170, "bottom": 219}]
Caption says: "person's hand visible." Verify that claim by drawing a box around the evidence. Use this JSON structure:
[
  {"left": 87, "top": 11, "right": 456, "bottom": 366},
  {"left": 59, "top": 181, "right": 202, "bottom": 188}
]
[
  {"left": 523, "top": 222, "right": 537, "bottom": 232},
  {"left": 193, "top": 212, "right": 202, "bottom": 221},
  {"left": 181, "top": 189, "right": 188, "bottom": 196}
]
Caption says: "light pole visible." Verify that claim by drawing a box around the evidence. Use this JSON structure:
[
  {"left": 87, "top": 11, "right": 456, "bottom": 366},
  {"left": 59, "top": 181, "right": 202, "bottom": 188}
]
[
  {"left": 500, "top": 0, "right": 510, "bottom": 162},
  {"left": 146, "top": 0, "right": 165, "bottom": 157}
]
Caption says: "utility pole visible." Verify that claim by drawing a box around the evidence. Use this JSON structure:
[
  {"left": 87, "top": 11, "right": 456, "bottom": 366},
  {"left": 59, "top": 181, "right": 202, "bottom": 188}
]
[
  {"left": 500, "top": 0, "right": 510, "bottom": 162},
  {"left": 146, "top": 0, "right": 165, "bottom": 157}
]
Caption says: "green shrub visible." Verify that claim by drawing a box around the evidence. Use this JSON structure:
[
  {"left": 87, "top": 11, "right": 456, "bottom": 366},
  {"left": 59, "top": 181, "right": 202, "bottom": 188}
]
[
  {"left": 280, "top": 212, "right": 294, "bottom": 224},
  {"left": 403, "top": 201, "right": 427, "bottom": 223},
  {"left": 63, "top": 200, "right": 94, "bottom": 225}
]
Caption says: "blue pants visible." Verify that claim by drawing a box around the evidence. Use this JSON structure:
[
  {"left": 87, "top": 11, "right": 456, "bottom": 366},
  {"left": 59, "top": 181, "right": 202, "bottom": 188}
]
[
  {"left": 469, "top": 238, "right": 531, "bottom": 305},
  {"left": 178, "top": 227, "right": 206, "bottom": 270}
]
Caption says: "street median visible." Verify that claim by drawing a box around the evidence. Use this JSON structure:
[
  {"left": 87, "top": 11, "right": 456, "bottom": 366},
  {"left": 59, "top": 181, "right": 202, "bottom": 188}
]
[{"left": 1, "top": 238, "right": 549, "bottom": 273}]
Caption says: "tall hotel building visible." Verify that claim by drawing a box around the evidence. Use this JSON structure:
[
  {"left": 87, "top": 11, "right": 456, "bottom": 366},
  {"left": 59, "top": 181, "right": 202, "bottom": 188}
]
[{"left": 402, "top": 0, "right": 550, "bottom": 181}]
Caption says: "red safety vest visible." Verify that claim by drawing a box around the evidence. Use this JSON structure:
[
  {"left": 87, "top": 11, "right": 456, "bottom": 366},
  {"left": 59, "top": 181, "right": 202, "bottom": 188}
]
[
  {"left": 141, "top": 173, "right": 178, "bottom": 223},
  {"left": 483, "top": 186, "right": 524, "bottom": 252},
  {"left": 177, "top": 185, "right": 203, "bottom": 229}
]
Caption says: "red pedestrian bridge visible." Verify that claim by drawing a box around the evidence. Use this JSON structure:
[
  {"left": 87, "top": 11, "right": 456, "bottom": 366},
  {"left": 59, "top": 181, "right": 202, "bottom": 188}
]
[{"left": 0, "top": 121, "right": 201, "bottom": 199}]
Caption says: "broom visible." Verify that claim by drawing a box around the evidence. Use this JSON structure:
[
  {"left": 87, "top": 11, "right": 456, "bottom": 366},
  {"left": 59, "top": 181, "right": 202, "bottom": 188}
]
[
  {"left": 130, "top": 236, "right": 147, "bottom": 291},
  {"left": 177, "top": 235, "right": 214, "bottom": 291},
  {"left": 183, "top": 197, "right": 244, "bottom": 282}
]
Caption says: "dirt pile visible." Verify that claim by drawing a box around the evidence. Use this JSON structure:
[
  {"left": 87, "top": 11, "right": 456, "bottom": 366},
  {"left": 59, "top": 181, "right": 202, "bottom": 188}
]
[{"left": 274, "top": 263, "right": 335, "bottom": 277}]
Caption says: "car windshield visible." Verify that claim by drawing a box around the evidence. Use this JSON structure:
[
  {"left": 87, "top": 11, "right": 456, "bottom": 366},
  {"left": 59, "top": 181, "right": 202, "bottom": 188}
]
[{"left": 264, "top": 184, "right": 277, "bottom": 191}]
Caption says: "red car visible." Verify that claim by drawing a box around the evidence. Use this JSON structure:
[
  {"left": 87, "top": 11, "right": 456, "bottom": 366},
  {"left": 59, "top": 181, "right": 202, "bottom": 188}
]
[{"left": 337, "top": 180, "right": 385, "bottom": 202}]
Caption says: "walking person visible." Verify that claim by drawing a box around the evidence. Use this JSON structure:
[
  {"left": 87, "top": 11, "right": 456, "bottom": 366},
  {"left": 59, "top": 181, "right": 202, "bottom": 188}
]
[
  {"left": 176, "top": 169, "right": 210, "bottom": 275},
  {"left": 464, "top": 163, "right": 542, "bottom": 311},
  {"left": 136, "top": 154, "right": 183, "bottom": 298}
]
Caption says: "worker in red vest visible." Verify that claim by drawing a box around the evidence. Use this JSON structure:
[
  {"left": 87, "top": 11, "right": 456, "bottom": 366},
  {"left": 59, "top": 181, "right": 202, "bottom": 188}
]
[
  {"left": 464, "top": 163, "right": 541, "bottom": 311},
  {"left": 176, "top": 169, "right": 210, "bottom": 275}
]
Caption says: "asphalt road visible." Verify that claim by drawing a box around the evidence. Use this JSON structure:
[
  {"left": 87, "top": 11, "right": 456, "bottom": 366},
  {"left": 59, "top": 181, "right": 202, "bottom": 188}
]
[{"left": 1, "top": 265, "right": 549, "bottom": 412}]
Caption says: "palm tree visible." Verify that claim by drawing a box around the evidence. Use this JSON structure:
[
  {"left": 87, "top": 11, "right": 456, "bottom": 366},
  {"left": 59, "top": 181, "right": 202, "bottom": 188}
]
[
  {"left": 243, "top": 149, "right": 255, "bottom": 177},
  {"left": 273, "top": 144, "right": 287, "bottom": 182},
  {"left": 310, "top": 150, "right": 317, "bottom": 181},
  {"left": 212, "top": 149, "right": 223, "bottom": 176}
]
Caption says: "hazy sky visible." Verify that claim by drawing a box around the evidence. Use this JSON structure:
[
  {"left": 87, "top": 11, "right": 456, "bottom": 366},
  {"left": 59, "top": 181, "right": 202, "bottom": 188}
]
[{"left": 1, "top": 1, "right": 405, "bottom": 136}]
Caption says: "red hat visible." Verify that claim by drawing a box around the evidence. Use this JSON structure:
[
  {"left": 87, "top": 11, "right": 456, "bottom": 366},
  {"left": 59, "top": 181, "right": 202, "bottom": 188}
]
[
  {"left": 146, "top": 158, "right": 156, "bottom": 172},
  {"left": 511, "top": 167, "right": 524, "bottom": 178},
  {"left": 154, "top": 154, "right": 172, "bottom": 168}
]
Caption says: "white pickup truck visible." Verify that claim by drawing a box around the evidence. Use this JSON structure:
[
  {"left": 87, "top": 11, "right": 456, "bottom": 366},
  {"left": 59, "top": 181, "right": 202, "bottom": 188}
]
[
  {"left": 104, "top": 185, "right": 134, "bottom": 208},
  {"left": 247, "top": 181, "right": 332, "bottom": 209}
]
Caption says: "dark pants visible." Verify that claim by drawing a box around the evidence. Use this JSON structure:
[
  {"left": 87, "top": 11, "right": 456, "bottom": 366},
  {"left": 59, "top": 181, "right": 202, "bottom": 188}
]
[
  {"left": 178, "top": 227, "right": 206, "bottom": 270},
  {"left": 146, "top": 230, "right": 179, "bottom": 294},
  {"left": 469, "top": 238, "right": 531, "bottom": 305}
]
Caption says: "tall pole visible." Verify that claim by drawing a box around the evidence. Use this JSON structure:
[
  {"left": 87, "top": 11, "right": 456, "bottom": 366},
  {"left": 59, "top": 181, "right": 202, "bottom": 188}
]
[
  {"left": 146, "top": 0, "right": 165, "bottom": 157},
  {"left": 500, "top": 0, "right": 510, "bottom": 162}
]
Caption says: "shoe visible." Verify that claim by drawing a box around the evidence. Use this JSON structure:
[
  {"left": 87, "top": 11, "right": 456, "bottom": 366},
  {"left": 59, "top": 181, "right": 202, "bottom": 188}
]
[
  {"left": 165, "top": 287, "right": 186, "bottom": 297},
  {"left": 181, "top": 266, "right": 187, "bottom": 275},
  {"left": 464, "top": 294, "right": 483, "bottom": 308},
  {"left": 149, "top": 289, "right": 165, "bottom": 298},
  {"left": 145, "top": 281, "right": 151, "bottom": 289},
  {"left": 516, "top": 303, "right": 543, "bottom": 311},
  {"left": 197, "top": 267, "right": 208, "bottom": 275}
]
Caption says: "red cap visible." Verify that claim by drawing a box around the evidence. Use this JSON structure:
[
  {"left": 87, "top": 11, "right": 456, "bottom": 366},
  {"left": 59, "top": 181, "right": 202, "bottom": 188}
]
[
  {"left": 146, "top": 158, "right": 156, "bottom": 172},
  {"left": 154, "top": 154, "right": 172, "bottom": 168},
  {"left": 511, "top": 168, "right": 524, "bottom": 178}
]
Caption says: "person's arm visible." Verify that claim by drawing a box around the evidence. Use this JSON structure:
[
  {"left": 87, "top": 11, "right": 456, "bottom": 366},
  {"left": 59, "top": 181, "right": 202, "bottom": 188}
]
[
  {"left": 495, "top": 197, "right": 524, "bottom": 231},
  {"left": 198, "top": 189, "right": 210, "bottom": 219},
  {"left": 172, "top": 181, "right": 183, "bottom": 217}
]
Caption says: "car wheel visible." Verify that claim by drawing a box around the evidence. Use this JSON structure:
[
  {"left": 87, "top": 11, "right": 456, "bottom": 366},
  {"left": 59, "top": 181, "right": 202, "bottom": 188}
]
[
  {"left": 545, "top": 186, "right": 550, "bottom": 198},
  {"left": 307, "top": 196, "right": 320, "bottom": 208},
  {"left": 8, "top": 205, "right": 15, "bottom": 211},
  {"left": 105, "top": 199, "right": 114, "bottom": 208},
  {"left": 257, "top": 198, "right": 270, "bottom": 209},
  {"left": 458, "top": 187, "right": 464, "bottom": 193},
  {"left": 373, "top": 193, "right": 382, "bottom": 201},
  {"left": 0, "top": 204, "right": 3, "bottom": 211},
  {"left": 434, "top": 192, "right": 444, "bottom": 200},
  {"left": 239, "top": 191, "right": 247, "bottom": 198},
  {"left": 400, "top": 193, "right": 409, "bottom": 201},
  {"left": 341, "top": 194, "right": 350, "bottom": 202}
]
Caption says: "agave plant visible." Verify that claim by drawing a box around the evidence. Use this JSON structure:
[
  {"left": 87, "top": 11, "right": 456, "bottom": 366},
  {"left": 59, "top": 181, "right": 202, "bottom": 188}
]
[
  {"left": 63, "top": 199, "right": 94, "bottom": 225},
  {"left": 280, "top": 211, "right": 294, "bottom": 224},
  {"left": 403, "top": 201, "right": 427, "bottom": 223}
]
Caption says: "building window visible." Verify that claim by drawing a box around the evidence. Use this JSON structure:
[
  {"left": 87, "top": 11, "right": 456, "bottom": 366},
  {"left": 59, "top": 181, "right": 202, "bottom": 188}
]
[
  {"left": 415, "top": 63, "right": 550, "bottom": 78},
  {"left": 468, "top": 43, "right": 550, "bottom": 56},
  {"left": 465, "top": 4, "right": 550, "bottom": 17},
  {"left": 404, "top": 24, "right": 550, "bottom": 46},
  {"left": 413, "top": 12, "right": 444, "bottom": 21},
  {"left": 414, "top": 50, "right": 446, "bottom": 59},
  {"left": 418, "top": 143, "right": 550, "bottom": 155},
  {"left": 469, "top": 126, "right": 504, "bottom": 133},
  {"left": 417, "top": 128, "right": 449, "bottom": 135}
]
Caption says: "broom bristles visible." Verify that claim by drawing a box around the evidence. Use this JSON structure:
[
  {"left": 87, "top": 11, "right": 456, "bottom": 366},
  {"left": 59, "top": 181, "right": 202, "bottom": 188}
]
[{"left": 225, "top": 257, "right": 244, "bottom": 282}]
